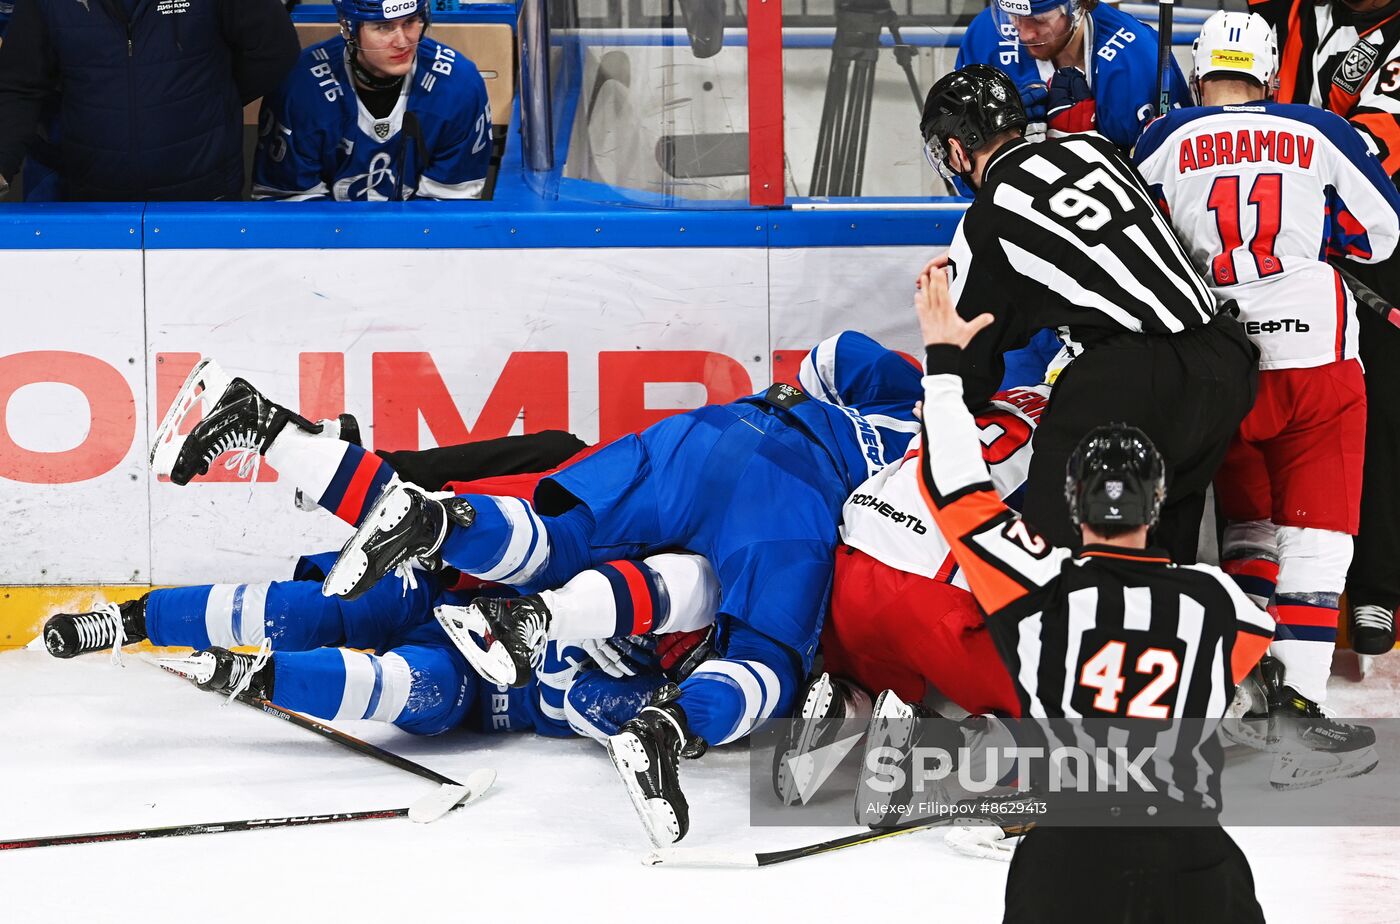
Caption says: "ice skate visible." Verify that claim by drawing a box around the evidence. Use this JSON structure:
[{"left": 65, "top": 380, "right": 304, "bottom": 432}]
[
  {"left": 856, "top": 689, "right": 936, "bottom": 828},
  {"left": 772, "top": 672, "right": 872, "bottom": 805},
  {"left": 1350, "top": 603, "right": 1396, "bottom": 658},
  {"left": 165, "top": 376, "right": 320, "bottom": 486},
  {"left": 434, "top": 594, "right": 552, "bottom": 688},
  {"left": 43, "top": 597, "right": 148, "bottom": 661},
  {"left": 160, "top": 645, "right": 274, "bottom": 702},
  {"left": 606, "top": 683, "right": 705, "bottom": 846},
  {"left": 323, "top": 480, "right": 472, "bottom": 600},
  {"left": 149, "top": 358, "right": 232, "bottom": 476}
]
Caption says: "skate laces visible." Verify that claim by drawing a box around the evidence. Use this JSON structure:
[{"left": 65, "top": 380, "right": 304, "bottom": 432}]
[
  {"left": 1354, "top": 605, "right": 1395, "bottom": 632},
  {"left": 74, "top": 603, "right": 127, "bottom": 667},
  {"left": 223, "top": 639, "right": 272, "bottom": 707}
]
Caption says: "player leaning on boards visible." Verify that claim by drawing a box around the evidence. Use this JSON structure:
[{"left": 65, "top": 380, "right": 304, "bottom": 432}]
[
  {"left": 918, "top": 64, "right": 1257, "bottom": 563},
  {"left": 1135, "top": 11, "right": 1398, "bottom": 768},
  {"left": 1250, "top": 0, "right": 1400, "bottom": 656},
  {"left": 912, "top": 263, "right": 1271, "bottom": 924},
  {"left": 253, "top": 0, "right": 491, "bottom": 201},
  {"left": 956, "top": 0, "right": 1189, "bottom": 150}
]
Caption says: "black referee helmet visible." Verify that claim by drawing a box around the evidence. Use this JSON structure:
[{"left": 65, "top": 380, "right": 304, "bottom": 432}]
[
  {"left": 919, "top": 64, "right": 1028, "bottom": 179},
  {"left": 1065, "top": 424, "right": 1166, "bottom": 530}
]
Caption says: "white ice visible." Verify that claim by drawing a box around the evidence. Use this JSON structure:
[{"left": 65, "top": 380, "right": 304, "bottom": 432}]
[{"left": 2, "top": 646, "right": 1398, "bottom": 924}]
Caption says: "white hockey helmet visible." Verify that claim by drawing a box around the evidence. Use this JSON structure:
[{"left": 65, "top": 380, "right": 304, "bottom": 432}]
[{"left": 1191, "top": 11, "right": 1278, "bottom": 91}]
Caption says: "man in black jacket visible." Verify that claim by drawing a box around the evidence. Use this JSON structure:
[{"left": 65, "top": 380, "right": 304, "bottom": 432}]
[{"left": 0, "top": 0, "right": 299, "bottom": 201}]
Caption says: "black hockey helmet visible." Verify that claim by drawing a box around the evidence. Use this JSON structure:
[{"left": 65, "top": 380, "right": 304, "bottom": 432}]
[
  {"left": 1064, "top": 424, "right": 1166, "bottom": 531},
  {"left": 920, "top": 64, "right": 1027, "bottom": 181}
]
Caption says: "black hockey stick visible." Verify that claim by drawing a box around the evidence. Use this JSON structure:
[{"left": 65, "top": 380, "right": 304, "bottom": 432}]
[
  {"left": 0, "top": 769, "right": 495, "bottom": 852},
  {"left": 1330, "top": 258, "right": 1400, "bottom": 329},
  {"left": 1155, "top": 0, "right": 1176, "bottom": 117},
  {"left": 644, "top": 818, "right": 953, "bottom": 869}
]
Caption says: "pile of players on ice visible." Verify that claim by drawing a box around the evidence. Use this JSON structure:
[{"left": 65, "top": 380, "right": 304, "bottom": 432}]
[{"left": 41, "top": 1, "right": 1396, "bottom": 883}]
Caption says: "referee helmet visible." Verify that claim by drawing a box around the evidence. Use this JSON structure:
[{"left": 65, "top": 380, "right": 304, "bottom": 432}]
[
  {"left": 1065, "top": 424, "right": 1166, "bottom": 531},
  {"left": 920, "top": 65, "right": 1028, "bottom": 182}
]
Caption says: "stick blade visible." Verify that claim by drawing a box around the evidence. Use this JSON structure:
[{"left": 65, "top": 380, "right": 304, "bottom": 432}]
[
  {"left": 408, "top": 768, "right": 496, "bottom": 824},
  {"left": 644, "top": 847, "right": 759, "bottom": 869}
]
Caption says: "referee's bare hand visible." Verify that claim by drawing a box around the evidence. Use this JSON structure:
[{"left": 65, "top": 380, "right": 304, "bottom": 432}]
[{"left": 915, "top": 266, "right": 993, "bottom": 350}]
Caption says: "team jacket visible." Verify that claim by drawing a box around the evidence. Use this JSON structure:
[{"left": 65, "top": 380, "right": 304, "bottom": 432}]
[
  {"left": 956, "top": 2, "right": 1189, "bottom": 149},
  {"left": 1252, "top": 0, "right": 1400, "bottom": 185},
  {"left": 254, "top": 35, "right": 490, "bottom": 201},
  {"left": 1136, "top": 101, "right": 1400, "bottom": 369},
  {"left": 914, "top": 344, "right": 1274, "bottom": 808},
  {"left": 840, "top": 384, "right": 1049, "bottom": 588},
  {"left": 0, "top": 0, "right": 298, "bottom": 200}
]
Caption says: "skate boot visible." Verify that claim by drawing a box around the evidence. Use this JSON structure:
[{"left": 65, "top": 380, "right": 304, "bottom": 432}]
[
  {"left": 1350, "top": 603, "right": 1396, "bottom": 657},
  {"left": 43, "top": 596, "right": 148, "bottom": 661},
  {"left": 1221, "top": 661, "right": 1274, "bottom": 751},
  {"left": 160, "top": 645, "right": 275, "bottom": 702},
  {"left": 294, "top": 414, "right": 363, "bottom": 512},
  {"left": 434, "top": 594, "right": 552, "bottom": 688},
  {"left": 323, "top": 481, "right": 474, "bottom": 601},
  {"left": 772, "top": 672, "right": 872, "bottom": 804},
  {"left": 167, "top": 377, "right": 321, "bottom": 486},
  {"left": 607, "top": 683, "right": 706, "bottom": 846},
  {"left": 856, "top": 689, "right": 962, "bottom": 828}
]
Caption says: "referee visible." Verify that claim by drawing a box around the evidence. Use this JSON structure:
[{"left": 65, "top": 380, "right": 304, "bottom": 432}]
[
  {"left": 920, "top": 64, "right": 1258, "bottom": 561},
  {"left": 912, "top": 262, "right": 1272, "bottom": 923}
]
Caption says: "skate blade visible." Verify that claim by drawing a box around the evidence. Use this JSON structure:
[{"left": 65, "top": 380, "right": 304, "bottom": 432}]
[
  {"left": 606, "top": 733, "right": 680, "bottom": 847},
  {"left": 322, "top": 483, "right": 413, "bottom": 599},
  {"left": 433, "top": 605, "right": 518, "bottom": 687},
  {"left": 1269, "top": 746, "right": 1381, "bottom": 791},
  {"left": 154, "top": 653, "right": 217, "bottom": 686},
  {"left": 776, "top": 674, "right": 836, "bottom": 804},
  {"left": 150, "top": 358, "right": 231, "bottom": 473}
]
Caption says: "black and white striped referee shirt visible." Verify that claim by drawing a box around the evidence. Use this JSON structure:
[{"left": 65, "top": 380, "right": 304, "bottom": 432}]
[
  {"left": 915, "top": 346, "right": 1275, "bottom": 811},
  {"left": 946, "top": 133, "right": 1220, "bottom": 406}
]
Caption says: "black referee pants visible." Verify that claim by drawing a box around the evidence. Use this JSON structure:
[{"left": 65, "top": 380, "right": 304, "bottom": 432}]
[
  {"left": 1003, "top": 826, "right": 1265, "bottom": 923},
  {"left": 1022, "top": 313, "right": 1258, "bottom": 563},
  {"left": 375, "top": 429, "right": 588, "bottom": 491},
  {"left": 1350, "top": 295, "right": 1400, "bottom": 614}
]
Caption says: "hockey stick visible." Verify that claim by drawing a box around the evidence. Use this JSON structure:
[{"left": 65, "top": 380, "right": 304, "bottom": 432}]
[
  {"left": 1329, "top": 258, "right": 1400, "bottom": 329},
  {"left": 644, "top": 818, "right": 953, "bottom": 869},
  {"left": 153, "top": 658, "right": 473, "bottom": 821},
  {"left": 0, "top": 768, "right": 495, "bottom": 852},
  {"left": 1155, "top": 0, "right": 1176, "bottom": 117}
]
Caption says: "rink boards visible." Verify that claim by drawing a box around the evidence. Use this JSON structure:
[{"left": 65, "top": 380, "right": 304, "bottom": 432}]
[{"left": 0, "top": 201, "right": 964, "bottom": 645}]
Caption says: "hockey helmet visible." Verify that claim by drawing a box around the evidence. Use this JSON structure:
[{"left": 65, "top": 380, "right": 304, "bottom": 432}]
[
  {"left": 333, "top": 0, "right": 431, "bottom": 42},
  {"left": 1191, "top": 11, "right": 1277, "bottom": 92},
  {"left": 1064, "top": 424, "right": 1166, "bottom": 531},
  {"left": 921, "top": 65, "right": 1028, "bottom": 182},
  {"left": 992, "top": 0, "right": 1087, "bottom": 50}
]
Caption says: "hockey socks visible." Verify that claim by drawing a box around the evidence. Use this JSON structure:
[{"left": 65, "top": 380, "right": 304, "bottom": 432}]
[
  {"left": 541, "top": 553, "right": 718, "bottom": 641},
  {"left": 263, "top": 427, "right": 395, "bottom": 529},
  {"left": 675, "top": 627, "right": 800, "bottom": 746}
]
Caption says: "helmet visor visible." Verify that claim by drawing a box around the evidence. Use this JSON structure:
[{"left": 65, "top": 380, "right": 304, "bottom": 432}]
[
  {"left": 992, "top": 0, "right": 1080, "bottom": 50},
  {"left": 923, "top": 134, "right": 958, "bottom": 183}
]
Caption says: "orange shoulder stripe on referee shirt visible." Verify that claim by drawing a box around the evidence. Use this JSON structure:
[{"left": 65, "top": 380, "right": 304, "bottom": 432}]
[{"left": 915, "top": 451, "right": 1036, "bottom": 615}]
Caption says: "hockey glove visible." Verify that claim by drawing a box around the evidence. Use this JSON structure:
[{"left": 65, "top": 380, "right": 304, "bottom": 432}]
[
  {"left": 1019, "top": 80, "right": 1048, "bottom": 123},
  {"left": 656, "top": 626, "right": 715, "bottom": 682},
  {"left": 1046, "top": 66, "right": 1096, "bottom": 136},
  {"left": 578, "top": 636, "right": 658, "bottom": 679}
]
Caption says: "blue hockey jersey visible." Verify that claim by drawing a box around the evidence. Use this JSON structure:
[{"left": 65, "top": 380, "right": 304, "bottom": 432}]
[
  {"left": 956, "top": 3, "right": 1189, "bottom": 149},
  {"left": 253, "top": 35, "right": 490, "bottom": 201}
]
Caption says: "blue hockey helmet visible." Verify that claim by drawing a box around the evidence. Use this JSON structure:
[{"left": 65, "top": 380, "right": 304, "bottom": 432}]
[
  {"left": 992, "top": 0, "right": 1089, "bottom": 50},
  {"left": 333, "top": 0, "right": 431, "bottom": 39}
]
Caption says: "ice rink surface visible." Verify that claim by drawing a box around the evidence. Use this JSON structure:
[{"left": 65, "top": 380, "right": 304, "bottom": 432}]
[{"left": 3, "top": 645, "right": 1399, "bottom": 924}]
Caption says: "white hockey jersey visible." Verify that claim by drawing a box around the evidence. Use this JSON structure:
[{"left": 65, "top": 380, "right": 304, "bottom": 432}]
[
  {"left": 1136, "top": 102, "right": 1400, "bottom": 369},
  {"left": 254, "top": 36, "right": 490, "bottom": 201},
  {"left": 839, "top": 384, "right": 1049, "bottom": 590}
]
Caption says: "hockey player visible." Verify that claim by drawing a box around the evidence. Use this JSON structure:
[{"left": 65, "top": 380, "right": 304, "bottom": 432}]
[
  {"left": 1249, "top": 0, "right": 1400, "bottom": 657},
  {"left": 253, "top": 0, "right": 491, "bottom": 201},
  {"left": 913, "top": 261, "right": 1270, "bottom": 923},
  {"left": 1135, "top": 12, "right": 1398, "bottom": 753},
  {"left": 919, "top": 64, "right": 1258, "bottom": 563},
  {"left": 284, "top": 330, "right": 923, "bottom": 845},
  {"left": 955, "top": 0, "right": 1189, "bottom": 150}
]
